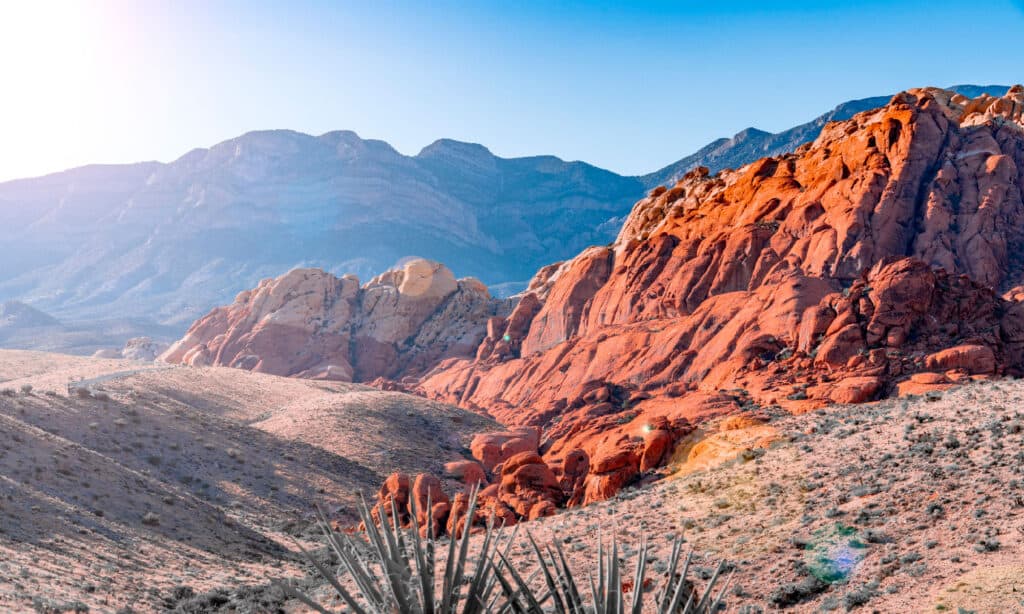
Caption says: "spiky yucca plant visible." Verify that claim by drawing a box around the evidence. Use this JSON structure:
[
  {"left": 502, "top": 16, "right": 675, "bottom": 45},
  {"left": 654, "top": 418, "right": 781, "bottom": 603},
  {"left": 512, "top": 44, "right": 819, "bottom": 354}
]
[
  {"left": 494, "top": 532, "right": 730, "bottom": 614},
  {"left": 277, "top": 490, "right": 730, "bottom": 613}
]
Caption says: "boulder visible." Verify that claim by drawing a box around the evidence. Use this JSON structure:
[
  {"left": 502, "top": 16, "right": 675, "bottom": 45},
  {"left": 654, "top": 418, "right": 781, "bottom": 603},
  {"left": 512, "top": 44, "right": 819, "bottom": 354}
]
[
  {"left": 925, "top": 344, "right": 997, "bottom": 374},
  {"left": 640, "top": 428, "right": 674, "bottom": 472},
  {"left": 827, "top": 376, "right": 885, "bottom": 404},
  {"left": 555, "top": 448, "right": 589, "bottom": 506},
  {"left": 443, "top": 460, "right": 487, "bottom": 488},
  {"left": 411, "top": 474, "right": 449, "bottom": 537},
  {"left": 372, "top": 472, "right": 411, "bottom": 528},
  {"left": 470, "top": 427, "right": 540, "bottom": 472},
  {"left": 497, "top": 452, "right": 564, "bottom": 517}
]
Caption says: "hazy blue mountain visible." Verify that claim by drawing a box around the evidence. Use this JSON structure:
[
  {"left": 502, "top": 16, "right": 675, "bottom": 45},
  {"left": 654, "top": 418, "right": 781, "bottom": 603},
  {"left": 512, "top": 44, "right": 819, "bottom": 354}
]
[
  {"left": 0, "top": 301, "right": 177, "bottom": 355},
  {"left": 0, "top": 300, "right": 60, "bottom": 329},
  {"left": 0, "top": 131, "right": 642, "bottom": 327},
  {"left": 642, "top": 84, "right": 1011, "bottom": 187}
]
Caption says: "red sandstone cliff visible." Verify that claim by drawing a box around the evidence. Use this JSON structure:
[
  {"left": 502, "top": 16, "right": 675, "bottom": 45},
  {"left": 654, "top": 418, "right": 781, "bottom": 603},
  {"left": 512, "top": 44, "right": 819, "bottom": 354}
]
[
  {"left": 408, "top": 86, "right": 1024, "bottom": 516},
  {"left": 166, "top": 86, "right": 1024, "bottom": 532}
]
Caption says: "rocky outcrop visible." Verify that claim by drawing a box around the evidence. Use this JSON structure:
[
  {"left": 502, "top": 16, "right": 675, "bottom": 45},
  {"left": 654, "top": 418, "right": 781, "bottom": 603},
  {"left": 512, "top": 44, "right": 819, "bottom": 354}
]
[
  {"left": 170, "top": 87, "right": 1024, "bottom": 518},
  {"left": 469, "top": 427, "right": 540, "bottom": 472},
  {"left": 371, "top": 431, "right": 574, "bottom": 537},
  {"left": 93, "top": 337, "right": 169, "bottom": 361},
  {"left": 160, "top": 259, "right": 513, "bottom": 381},
  {"left": 418, "top": 86, "right": 1024, "bottom": 505}
]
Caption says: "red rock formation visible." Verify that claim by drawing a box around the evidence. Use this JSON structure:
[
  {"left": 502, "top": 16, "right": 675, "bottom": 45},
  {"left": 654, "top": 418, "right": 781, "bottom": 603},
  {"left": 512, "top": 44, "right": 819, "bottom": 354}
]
[
  {"left": 173, "top": 87, "right": 1024, "bottom": 516},
  {"left": 160, "top": 259, "right": 513, "bottom": 381},
  {"left": 419, "top": 86, "right": 1024, "bottom": 504},
  {"left": 443, "top": 460, "right": 487, "bottom": 488},
  {"left": 468, "top": 427, "right": 540, "bottom": 472},
  {"left": 410, "top": 474, "right": 450, "bottom": 538},
  {"left": 496, "top": 451, "right": 564, "bottom": 518},
  {"left": 924, "top": 344, "right": 996, "bottom": 374},
  {"left": 370, "top": 472, "right": 411, "bottom": 528}
]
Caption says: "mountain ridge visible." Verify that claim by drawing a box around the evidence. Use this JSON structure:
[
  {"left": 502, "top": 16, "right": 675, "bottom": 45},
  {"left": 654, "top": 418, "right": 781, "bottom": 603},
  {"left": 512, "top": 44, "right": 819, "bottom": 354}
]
[
  {"left": 0, "top": 84, "right": 1011, "bottom": 355},
  {"left": 641, "top": 83, "right": 1011, "bottom": 186}
]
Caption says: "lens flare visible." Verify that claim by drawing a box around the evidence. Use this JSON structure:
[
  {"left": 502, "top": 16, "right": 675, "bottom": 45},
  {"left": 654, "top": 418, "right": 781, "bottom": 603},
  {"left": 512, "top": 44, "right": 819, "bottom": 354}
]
[{"left": 804, "top": 524, "right": 867, "bottom": 583}]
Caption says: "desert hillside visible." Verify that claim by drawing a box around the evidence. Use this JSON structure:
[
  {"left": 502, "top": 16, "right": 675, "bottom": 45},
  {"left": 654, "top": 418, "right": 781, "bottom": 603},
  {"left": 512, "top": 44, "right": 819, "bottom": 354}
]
[
  {"left": 458, "top": 379, "right": 1024, "bottom": 612},
  {"left": 176, "top": 378, "right": 1024, "bottom": 612},
  {"left": 0, "top": 350, "right": 496, "bottom": 612}
]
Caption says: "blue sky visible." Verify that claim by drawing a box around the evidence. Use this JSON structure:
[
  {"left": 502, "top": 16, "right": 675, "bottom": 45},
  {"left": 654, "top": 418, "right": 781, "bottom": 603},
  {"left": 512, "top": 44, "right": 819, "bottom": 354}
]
[{"left": 0, "top": 0, "right": 1022, "bottom": 181}]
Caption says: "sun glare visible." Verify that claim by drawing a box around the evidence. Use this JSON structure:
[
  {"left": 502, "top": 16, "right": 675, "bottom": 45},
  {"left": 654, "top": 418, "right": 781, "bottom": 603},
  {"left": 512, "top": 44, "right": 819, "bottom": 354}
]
[
  {"left": 0, "top": 2, "right": 97, "bottom": 90},
  {"left": 0, "top": 1, "right": 101, "bottom": 177}
]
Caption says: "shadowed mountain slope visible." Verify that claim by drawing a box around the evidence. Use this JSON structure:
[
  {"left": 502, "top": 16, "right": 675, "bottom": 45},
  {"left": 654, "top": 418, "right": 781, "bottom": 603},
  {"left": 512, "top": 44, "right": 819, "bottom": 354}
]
[{"left": 0, "top": 350, "right": 496, "bottom": 611}]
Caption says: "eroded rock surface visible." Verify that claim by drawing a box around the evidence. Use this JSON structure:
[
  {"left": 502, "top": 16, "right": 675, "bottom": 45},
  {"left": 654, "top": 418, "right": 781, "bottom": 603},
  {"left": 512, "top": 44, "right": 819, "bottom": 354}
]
[
  {"left": 161, "top": 259, "right": 513, "bottom": 381},
  {"left": 418, "top": 86, "right": 1024, "bottom": 505},
  {"left": 173, "top": 87, "right": 1024, "bottom": 514}
]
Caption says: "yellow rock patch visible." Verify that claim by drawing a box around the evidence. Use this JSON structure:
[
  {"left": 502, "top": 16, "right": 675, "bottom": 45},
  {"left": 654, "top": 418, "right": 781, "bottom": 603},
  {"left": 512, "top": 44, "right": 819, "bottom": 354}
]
[
  {"left": 670, "top": 424, "right": 781, "bottom": 475},
  {"left": 932, "top": 565, "right": 1024, "bottom": 613}
]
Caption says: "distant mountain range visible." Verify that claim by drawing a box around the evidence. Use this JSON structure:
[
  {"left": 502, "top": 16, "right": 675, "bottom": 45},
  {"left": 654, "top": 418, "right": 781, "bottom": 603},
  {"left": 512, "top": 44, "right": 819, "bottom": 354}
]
[
  {"left": 641, "top": 84, "right": 1010, "bottom": 186},
  {"left": 0, "top": 132, "right": 642, "bottom": 328},
  {"left": 0, "top": 300, "right": 179, "bottom": 356},
  {"left": 0, "top": 84, "right": 1009, "bottom": 353}
]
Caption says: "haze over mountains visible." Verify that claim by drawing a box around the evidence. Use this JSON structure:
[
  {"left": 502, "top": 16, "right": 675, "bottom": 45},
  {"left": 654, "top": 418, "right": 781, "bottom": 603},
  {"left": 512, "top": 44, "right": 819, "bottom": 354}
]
[{"left": 0, "top": 84, "right": 1009, "bottom": 354}]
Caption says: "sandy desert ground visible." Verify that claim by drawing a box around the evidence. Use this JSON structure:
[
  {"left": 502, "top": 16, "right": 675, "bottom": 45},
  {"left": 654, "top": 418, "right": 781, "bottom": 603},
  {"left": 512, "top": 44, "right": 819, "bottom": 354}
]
[
  {"left": 3, "top": 349, "right": 1023, "bottom": 612},
  {"left": 0, "top": 350, "right": 496, "bottom": 612},
  {"left": 284, "top": 380, "right": 1024, "bottom": 614},
  {"left": 449, "top": 379, "right": 1024, "bottom": 613}
]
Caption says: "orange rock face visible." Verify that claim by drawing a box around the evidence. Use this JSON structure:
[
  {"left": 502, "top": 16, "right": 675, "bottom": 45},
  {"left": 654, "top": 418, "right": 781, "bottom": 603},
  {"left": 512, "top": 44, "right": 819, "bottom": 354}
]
[
  {"left": 443, "top": 460, "right": 487, "bottom": 488},
  {"left": 370, "top": 472, "right": 412, "bottom": 528},
  {"left": 469, "top": 427, "right": 540, "bottom": 472},
  {"left": 174, "top": 87, "right": 1024, "bottom": 517},
  {"left": 924, "top": 344, "right": 997, "bottom": 374},
  {"left": 418, "top": 86, "right": 1024, "bottom": 504}
]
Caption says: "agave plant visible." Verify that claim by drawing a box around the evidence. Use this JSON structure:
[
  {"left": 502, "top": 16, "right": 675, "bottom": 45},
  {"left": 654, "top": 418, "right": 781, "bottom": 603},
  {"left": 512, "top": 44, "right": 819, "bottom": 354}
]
[
  {"left": 277, "top": 488, "right": 514, "bottom": 613},
  {"left": 277, "top": 489, "right": 732, "bottom": 613},
  {"left": 495, "top": 532, "right": 730, "bottom": 613}
]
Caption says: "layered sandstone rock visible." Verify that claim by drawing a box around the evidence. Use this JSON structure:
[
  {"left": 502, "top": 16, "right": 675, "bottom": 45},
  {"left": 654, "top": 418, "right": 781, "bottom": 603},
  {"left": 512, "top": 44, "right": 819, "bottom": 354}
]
[
  {"left": 160, "top": 259, "right": 513, "bottom": 381},
  {"left": 469, "top": 427, "right": 540, "bottom": 472},
  {"left": 419, "top": 86, "right": 1024, "bottom": 504},
  {"left": 172, "top": 87, "right": 1024, "bottom": 515}
]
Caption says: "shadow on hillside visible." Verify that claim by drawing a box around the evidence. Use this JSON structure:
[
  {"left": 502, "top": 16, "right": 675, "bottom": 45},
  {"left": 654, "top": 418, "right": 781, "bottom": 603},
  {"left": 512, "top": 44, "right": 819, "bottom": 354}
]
[{"left": 0, "top": 390, "right": 383, "bottom": 561}]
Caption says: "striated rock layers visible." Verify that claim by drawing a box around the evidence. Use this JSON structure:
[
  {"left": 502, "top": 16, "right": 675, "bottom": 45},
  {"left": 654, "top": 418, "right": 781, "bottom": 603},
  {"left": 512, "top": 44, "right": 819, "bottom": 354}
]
[
  {"left": 160, "top": 259, "right": 513, "bottom": 381},
  {"left": 404, "top": 86, "right": 1024, "bottom": 525}
]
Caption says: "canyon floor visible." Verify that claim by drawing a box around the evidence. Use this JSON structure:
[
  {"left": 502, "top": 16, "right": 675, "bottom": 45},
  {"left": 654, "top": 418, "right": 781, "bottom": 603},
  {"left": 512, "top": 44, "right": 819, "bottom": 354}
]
[
  {"left": 289, "top": 380, "right": 1024, "bottom": 613},
  {"left": 0, "top": 350, "right": 496, "bottom": 612},
  {"left": 2, "top": 351, "right": 1023, "bottom": 612}
]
